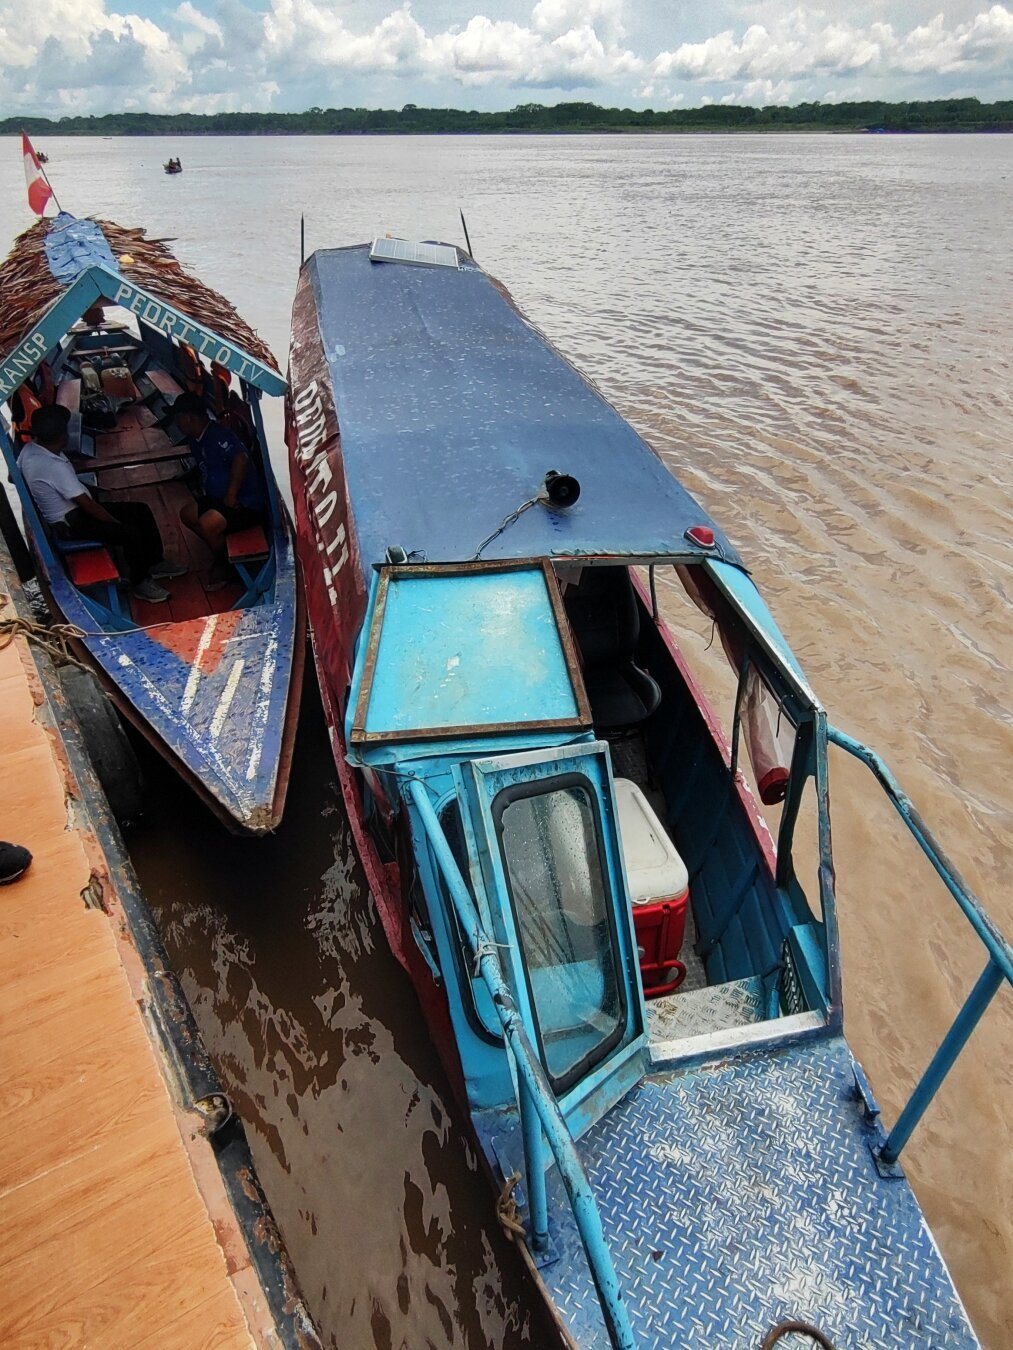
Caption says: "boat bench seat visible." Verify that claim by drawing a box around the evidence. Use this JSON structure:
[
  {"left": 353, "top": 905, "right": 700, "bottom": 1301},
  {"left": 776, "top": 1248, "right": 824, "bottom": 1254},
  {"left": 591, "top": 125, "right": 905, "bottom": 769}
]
[
  {"left": 57, "top": 539, "right": 124, "bottom": 616},
  {"left": 564, "top": 567, "right": 662, "bottom": 732},
  {"left": 227, "top": 523, "right": 269, "bottom": 590},
  {"left": 145, "top": 368, "right": 184, "bottom": 400},
  {"left": 227, "top": 524, "right": 269, "bottom": 561}
]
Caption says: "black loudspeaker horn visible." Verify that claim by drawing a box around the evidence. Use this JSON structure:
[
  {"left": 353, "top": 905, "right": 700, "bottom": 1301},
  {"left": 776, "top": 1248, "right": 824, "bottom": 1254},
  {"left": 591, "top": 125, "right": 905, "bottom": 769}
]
[{"left": 542, "top": 469, "right": 581, "bottom": 508}]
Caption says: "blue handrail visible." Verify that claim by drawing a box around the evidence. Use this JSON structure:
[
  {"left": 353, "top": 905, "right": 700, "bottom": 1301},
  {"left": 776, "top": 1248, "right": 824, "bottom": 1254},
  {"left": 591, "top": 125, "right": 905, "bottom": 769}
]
[
  {"left": 826, "top": 725, "right": 1012, "bottom": 1164},
  {"left": 408, "top": 778, "right": 637, "bottom": 1350}
]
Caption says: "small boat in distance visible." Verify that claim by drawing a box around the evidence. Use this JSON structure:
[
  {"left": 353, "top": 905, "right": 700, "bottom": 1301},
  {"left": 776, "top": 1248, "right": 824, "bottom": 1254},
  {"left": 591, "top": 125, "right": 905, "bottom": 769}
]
[
  {"left": 0, "top": 213, "right": 304, "bottom": 833},
  {"left": 36, "top": 151, "right": 48, "bottom": 164},
  {"left": 164, "top": 158, "right": 182, "bottom": 175},
  {"left": 287, "top": 237, "right": 1009, "bottom": 1346}
]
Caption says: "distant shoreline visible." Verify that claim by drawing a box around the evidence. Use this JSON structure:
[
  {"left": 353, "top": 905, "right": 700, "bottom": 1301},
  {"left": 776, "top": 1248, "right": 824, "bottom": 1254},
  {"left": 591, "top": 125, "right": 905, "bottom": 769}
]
[
  {"left": 4, "top": 96, "right": 1011, "bottom": 139},
  {"left": 5, "top": 127, "right": 1013, "bottom": 137}
]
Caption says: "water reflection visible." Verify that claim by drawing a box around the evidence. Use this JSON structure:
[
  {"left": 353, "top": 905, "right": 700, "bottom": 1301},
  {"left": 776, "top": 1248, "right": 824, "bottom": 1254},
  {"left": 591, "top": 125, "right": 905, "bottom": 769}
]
[{"left": 128, "top": 684, "right": 554, "bottom": 1349}]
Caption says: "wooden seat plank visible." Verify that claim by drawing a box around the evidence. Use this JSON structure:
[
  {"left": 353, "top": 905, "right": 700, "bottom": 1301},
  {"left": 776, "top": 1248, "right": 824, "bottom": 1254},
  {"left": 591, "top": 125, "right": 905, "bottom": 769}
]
[
  {"left": 65, "top": 546, "right": 119, "bottom": 587},
  {"left": 147, "top": 367, "right": 184, "bottom": 398},
  {"left": 91, "top": 448, "right": 191, "bottom": 473},
  {"left": 97, "top": 460, "right": 188, "bottom": 491},
  {"left": 72, "top": 343, "right": 138, "bottom": 358},
  {"left": 227, "top": 524, "right": 269, "bottom": 561}
]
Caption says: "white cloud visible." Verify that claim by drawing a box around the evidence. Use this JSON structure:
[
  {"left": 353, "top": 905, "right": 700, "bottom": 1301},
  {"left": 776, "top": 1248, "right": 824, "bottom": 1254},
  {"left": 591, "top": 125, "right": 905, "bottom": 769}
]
[
  {"left": 651, "top": 5, "right": 1013, "bottom": 99},
  {"left": 721, "top": 77, "right": 796, "bottom": 105},
  {"left": 0, "top": 0, "right": 1010, "bottom": 114},
  {"left": 0, "top": 0, "right": 188, "bottom": 105},
  {"left": 532, "top": 0, "right": 626, "bottom": 42},
  {"left": 175, "top": 1, "right": 222, "bottom": 44},
  {"left": 261, "top": 0, "right": 639, "bottom": 89}
]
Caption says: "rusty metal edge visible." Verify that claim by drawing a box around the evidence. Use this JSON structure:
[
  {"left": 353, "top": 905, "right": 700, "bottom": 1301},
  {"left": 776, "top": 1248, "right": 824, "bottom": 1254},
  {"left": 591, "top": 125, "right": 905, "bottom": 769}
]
[{"left": 0, "top": 527, "right": 322, "bottom": 1350}]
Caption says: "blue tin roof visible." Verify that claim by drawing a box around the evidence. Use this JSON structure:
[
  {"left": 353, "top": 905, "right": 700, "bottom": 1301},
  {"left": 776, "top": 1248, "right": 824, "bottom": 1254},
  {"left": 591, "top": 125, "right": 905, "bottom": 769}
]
[
  {"left": 304, "top": 245, "right": 743, "bottom": 575},
  {"left": 43, "top": 213, "right": 120, "bottom": 285}
]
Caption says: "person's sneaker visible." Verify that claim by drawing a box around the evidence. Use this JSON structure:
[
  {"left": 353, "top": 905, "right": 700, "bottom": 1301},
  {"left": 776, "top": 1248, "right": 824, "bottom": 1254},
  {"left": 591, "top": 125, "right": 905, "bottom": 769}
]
[
  {"left": 132, "top": 578, "right": 171, "bottom": 603},
  {"left": 205, "top": 564, "right": 233, "bottom": 592},
  {"left": 150, "top": 559, "right": 188, "bottom": 579},
  {"left": 0, "top": 842, "right": 32, "bottom": 885}
]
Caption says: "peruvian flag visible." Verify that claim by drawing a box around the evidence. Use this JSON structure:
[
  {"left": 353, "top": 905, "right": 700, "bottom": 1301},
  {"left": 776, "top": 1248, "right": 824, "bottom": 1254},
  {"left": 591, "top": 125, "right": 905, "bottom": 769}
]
[{"left": 22, "top": 132, "right": 53, "bottom": 216}]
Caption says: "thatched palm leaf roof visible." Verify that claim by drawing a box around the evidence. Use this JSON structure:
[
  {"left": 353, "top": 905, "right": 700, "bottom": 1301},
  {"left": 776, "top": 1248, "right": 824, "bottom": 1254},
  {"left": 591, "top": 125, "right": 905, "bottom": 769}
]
[{"left": 0, "top": 218, "right": 277, "bottom": 372}]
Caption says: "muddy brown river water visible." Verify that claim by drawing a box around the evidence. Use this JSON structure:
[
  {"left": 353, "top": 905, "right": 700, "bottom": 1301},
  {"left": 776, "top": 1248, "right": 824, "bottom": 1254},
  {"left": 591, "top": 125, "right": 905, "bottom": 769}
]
[{"left": 2, "top": 132, "right": 1010, "bottom": 1347}]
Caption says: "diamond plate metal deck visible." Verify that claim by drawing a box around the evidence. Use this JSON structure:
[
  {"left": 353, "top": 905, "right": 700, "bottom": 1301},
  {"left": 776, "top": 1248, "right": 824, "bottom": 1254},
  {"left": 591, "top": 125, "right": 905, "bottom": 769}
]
[
  {"left": 646, "top": 975, "right": 766, "bottom": 1042},
  {"left": 538, "top": 1037, "right": 978, "bottom": 1349}
]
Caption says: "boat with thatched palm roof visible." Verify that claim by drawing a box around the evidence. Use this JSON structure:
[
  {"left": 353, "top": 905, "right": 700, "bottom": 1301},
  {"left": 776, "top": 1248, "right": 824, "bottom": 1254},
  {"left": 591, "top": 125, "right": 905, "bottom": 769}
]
[{"left": 0, "top": 212, "right": 304, "bottom": 833}]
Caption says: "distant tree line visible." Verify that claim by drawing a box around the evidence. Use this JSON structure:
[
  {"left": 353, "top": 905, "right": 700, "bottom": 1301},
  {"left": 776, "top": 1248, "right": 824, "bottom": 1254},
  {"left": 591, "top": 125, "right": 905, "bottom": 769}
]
[{"left": 4, "top": 98, "right": 1012, "bottom": 137}]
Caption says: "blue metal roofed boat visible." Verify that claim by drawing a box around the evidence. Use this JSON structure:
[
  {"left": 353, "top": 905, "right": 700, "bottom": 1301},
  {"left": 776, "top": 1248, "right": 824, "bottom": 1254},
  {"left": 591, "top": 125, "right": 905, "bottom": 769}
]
[
  {"left": 0, "top": 213, "right": 304, "bottom": 833},
  {"left": 287, "top": 237, "right": 1011, "bottom": 1347}
]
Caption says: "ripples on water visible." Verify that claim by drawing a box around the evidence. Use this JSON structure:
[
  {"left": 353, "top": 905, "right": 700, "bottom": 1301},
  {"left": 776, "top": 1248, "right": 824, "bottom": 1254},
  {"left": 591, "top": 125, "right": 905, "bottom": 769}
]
[{"left": 1, "top": 133, "right": 1009, "bottom": 1347}]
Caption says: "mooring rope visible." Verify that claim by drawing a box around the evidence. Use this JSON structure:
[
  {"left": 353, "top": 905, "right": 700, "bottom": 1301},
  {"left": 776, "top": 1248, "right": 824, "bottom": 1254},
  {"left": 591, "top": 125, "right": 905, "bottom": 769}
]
[
  {"left": 0, "top": 612, "right": 91, "bottom": 671},
  {"left": 761, "top": 1320, "right": 838, "bottom": 1349},
  {"left": 496, "top": 1171, "right": 527, "bottom": 1242}
]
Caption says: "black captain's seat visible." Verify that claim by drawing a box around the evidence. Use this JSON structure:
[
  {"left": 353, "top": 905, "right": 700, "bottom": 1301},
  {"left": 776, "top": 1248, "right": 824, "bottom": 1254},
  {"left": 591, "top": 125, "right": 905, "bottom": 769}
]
[{"left": 564, "top": 566, "right": 662, "bottom": 732}]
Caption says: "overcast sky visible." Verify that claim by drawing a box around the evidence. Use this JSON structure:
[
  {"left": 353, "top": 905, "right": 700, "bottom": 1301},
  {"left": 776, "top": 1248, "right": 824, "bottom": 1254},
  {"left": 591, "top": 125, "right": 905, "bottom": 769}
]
[{"left": 1, "top": 1, "right": 1011, "bottom": 115}]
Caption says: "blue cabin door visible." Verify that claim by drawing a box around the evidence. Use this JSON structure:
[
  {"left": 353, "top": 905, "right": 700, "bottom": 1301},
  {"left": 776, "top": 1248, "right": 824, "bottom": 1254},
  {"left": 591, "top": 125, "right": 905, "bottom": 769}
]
[{"left": 456, "top": 743, "right": 646, "bottom": 1129}]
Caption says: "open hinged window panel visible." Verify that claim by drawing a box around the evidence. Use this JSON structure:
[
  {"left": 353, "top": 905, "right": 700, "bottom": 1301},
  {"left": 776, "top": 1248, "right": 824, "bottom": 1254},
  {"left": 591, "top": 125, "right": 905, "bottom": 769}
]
[{"left": 350, "top": 558, "right": 593, "bottom": 746}]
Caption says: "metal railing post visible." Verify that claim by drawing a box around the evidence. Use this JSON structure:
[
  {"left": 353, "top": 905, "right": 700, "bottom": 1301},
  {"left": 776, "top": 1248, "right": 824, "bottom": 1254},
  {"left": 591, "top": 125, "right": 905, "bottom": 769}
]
[
  {"left": 519, "top": 1078, "right": 549, "bottom": 1252},
  {"left": 880, "top": 959, "right": 1004, "bottom": 1165}
]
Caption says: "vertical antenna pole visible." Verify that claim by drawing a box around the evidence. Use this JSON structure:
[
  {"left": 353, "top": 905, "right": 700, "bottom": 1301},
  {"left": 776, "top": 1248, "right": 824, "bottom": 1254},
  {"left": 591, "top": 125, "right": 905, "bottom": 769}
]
[
  {"left": 300, "top": 214, "right": 305, "bottom": 267},
  {"left": 459, "top": 209, "right": 474, "bottom": 259}
]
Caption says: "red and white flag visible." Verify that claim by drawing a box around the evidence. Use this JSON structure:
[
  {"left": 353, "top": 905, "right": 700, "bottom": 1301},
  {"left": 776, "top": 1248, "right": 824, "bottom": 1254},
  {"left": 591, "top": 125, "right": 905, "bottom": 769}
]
[{"left": 22, "top": 132, "right": 54, "bottom": 216}]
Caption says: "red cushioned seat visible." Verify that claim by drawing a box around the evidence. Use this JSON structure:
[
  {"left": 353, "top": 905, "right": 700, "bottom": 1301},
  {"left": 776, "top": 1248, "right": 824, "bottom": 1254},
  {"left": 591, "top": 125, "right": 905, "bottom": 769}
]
[
  {"left": 65, "top": 546, "right": 120, "bottom": 586},
  {"left": 227, "top": 524, "right": 269, "bottom": 562}
]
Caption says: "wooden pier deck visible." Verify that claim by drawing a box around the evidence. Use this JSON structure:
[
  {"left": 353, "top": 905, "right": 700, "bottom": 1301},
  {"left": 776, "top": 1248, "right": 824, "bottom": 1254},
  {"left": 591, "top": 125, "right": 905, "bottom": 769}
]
[{"left": 0, "top": 600, "right": 264, "bottom": 1347}]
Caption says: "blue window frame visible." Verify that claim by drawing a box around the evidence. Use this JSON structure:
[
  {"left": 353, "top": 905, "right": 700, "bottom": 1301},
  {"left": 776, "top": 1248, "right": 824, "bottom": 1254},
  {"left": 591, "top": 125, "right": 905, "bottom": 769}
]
[{"left": 493, "top": 773, "right": 627, "bottom": 1096}]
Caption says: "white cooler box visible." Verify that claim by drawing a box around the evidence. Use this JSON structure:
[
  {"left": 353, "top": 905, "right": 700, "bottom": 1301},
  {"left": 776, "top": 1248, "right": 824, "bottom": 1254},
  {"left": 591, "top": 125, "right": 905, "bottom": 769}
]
[{"left": 614, "top": 778, "right": 690, "bottom": 997}]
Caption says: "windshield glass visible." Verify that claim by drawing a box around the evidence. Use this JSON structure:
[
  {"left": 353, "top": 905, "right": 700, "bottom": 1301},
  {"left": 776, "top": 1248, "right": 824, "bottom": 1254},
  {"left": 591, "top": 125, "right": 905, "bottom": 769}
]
[{"left": 495, "top": 778, "right": 625, "bottom": 1092}]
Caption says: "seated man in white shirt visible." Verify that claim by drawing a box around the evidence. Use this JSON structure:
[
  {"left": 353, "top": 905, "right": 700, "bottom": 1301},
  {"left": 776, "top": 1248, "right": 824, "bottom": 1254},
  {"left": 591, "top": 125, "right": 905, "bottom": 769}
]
[{"left": 19, "top": 405, "right": 184, "bottom": 604}]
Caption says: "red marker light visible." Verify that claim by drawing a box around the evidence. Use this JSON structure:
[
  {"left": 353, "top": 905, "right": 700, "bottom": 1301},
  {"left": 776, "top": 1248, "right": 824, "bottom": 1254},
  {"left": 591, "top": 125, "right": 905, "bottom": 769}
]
[{"left": 686, "top": 525, "right": 716, "bottom": 548}]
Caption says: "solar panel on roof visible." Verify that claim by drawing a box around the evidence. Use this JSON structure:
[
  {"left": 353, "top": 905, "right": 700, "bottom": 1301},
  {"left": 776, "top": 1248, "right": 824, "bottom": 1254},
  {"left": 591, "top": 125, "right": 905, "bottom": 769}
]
[{"left": 369, "top": 237, "right": 459, "bottom": 270}]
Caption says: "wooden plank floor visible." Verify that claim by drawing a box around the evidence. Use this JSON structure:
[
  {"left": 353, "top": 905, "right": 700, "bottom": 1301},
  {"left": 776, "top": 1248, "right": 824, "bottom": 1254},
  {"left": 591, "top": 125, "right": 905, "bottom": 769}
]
[
  {"left": 97, "top": 419, "right": 244, "bottom": 627},
  {"left": 0, "top": 622, "right": 255, "bottom": 1349},
  {"left": 102, "top": 477, "right": 244, "bottom": 627}
]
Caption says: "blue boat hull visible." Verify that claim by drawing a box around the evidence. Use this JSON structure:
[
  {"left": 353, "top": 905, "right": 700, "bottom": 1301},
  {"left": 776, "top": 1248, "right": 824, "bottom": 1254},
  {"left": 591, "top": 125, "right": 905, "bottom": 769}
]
[
  {"left": 32, "top": 521, "right": 305, "bottom": 833},
  {"left": 287, "top": 238, "right": 996, "bottom": 1349}
]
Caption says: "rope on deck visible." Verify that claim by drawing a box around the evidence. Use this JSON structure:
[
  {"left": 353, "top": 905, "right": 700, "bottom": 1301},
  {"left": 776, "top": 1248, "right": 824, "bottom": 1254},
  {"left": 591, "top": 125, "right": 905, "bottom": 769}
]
[
  {"left": 0, "top": 612, "right": 91, "bottom": 671},
  {"left": 762, "top": 1320, "right": 838, "bottom": 1349},
  {"left": 496, "top": 1171, "right": 527, "bottom": 1242}
]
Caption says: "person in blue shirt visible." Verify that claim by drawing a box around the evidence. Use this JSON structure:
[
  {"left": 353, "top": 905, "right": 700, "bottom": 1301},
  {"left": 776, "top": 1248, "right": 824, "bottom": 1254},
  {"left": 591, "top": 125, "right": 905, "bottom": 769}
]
[{"left": 172, "top": 392, "right": 266, "bottom": 588}]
